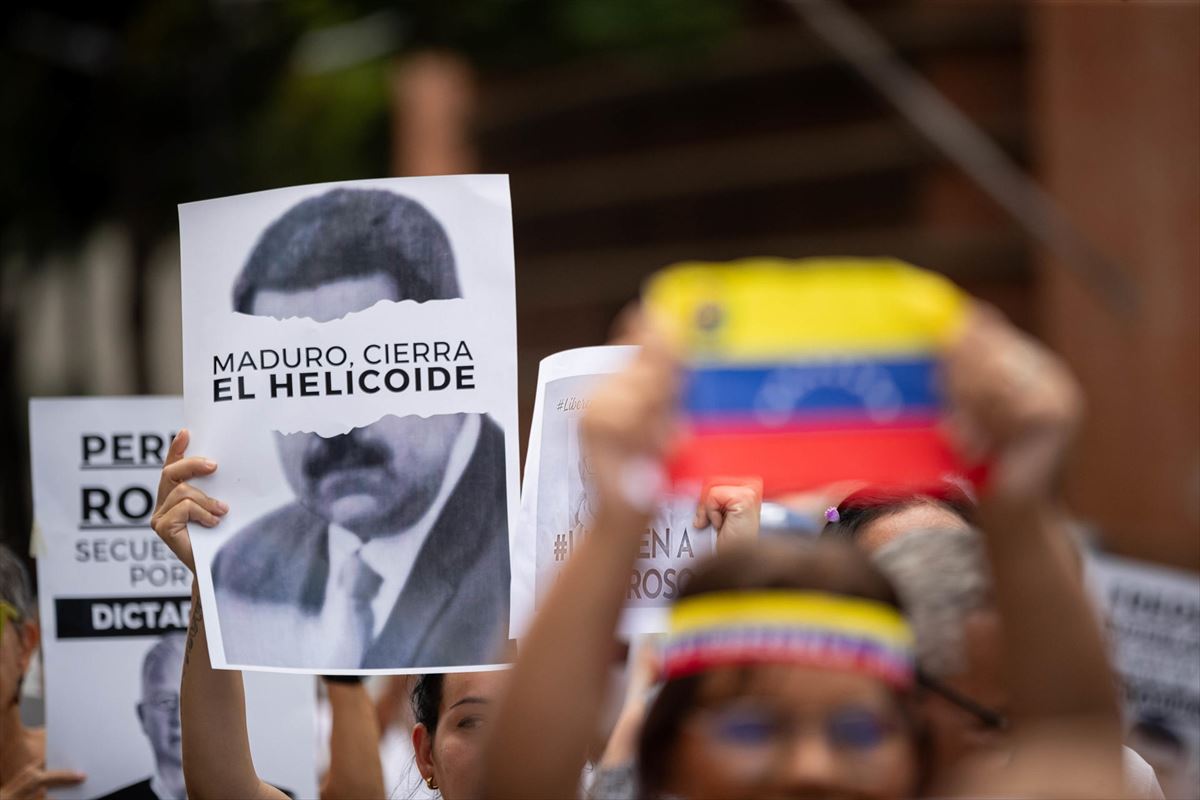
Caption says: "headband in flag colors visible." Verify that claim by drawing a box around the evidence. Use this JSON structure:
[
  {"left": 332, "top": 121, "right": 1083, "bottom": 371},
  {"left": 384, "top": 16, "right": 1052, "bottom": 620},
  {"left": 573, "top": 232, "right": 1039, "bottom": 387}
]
[
  {"left": 664, "top": 590, "right": 915, "bottom": 689},
  {"left": 642, "top": 257, "right": 973, "bottom": 497}
]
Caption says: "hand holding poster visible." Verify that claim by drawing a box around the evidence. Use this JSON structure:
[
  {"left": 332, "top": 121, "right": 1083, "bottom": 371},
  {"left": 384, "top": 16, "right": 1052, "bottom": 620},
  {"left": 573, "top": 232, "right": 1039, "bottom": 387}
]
[
  {"left": 178, "top": 177, "right": 519, "bottom": 672},
  {"left": 642, "top": 257, "right": 972, "bottom": 497},
  {"left": 28, "top": 397, "right": 317, "bottom": 800},
  {"left": 512, "top": 346, "right": 715, "bottom": 637}
]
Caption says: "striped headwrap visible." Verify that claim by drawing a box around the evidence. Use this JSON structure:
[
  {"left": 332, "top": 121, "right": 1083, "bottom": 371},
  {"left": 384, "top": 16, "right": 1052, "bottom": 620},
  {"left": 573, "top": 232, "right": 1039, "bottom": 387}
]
[{"left": 664, "top": 590, "right": 915, "bottom": 689}]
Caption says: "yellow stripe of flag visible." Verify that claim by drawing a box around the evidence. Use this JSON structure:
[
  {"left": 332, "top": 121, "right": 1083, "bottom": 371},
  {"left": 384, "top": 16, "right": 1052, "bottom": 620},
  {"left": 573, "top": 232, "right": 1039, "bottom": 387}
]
[{"left": 644, "top": 257, "right": 968, "bottom": 362}]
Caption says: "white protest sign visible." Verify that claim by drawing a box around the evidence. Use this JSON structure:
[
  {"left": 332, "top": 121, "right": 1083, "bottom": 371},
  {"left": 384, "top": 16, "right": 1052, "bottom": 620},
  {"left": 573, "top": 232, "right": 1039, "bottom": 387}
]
[
  {"left": 29, "top": 397, "right": 318, "bottom": 800},
  {"left": 179, "top": 176, "right": 519, "bottom": 673},
  {"left": 512, "top": 346, "right": 713, "bottom": 637},
  {"left": 1086, "top": 552, "right": 1200, "bottom": 800}
]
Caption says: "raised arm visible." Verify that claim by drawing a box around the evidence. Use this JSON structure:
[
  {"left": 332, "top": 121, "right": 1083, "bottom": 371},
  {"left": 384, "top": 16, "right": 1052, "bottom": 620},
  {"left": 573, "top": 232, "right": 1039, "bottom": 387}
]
[
  {"left": 151, "top": 430, "right": 285, "bottom": 800},
  {"left": 483, "top": 328, "right": 679, "bottom": 800},
  {"left": 943, "top": 307, "right": 1125, "bottom": 797},
  {"left": 180, "top": 584, "right": 284, "bottom": 800},
  {"left": 319, "top": 678, "right": 386, "bottom": 800}
]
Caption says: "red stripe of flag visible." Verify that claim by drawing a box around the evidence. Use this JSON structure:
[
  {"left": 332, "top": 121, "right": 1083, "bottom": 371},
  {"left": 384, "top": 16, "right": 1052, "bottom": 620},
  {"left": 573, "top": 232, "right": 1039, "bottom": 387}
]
[{"left": 666, "top": 424, "right": 976, "bottom": 497}]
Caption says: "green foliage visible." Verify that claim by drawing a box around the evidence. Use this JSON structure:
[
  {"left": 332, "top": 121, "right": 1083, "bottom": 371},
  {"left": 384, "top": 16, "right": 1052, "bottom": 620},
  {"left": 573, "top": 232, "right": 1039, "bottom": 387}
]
[
  {"left": 247, "top": 60, "right": 391, "bottom": 190},
  {"left": 0, "top": 0, "right": 736, "bottom": 256},
  {"left": 396, "top": 0, "right": 736, "bottom": 68}
]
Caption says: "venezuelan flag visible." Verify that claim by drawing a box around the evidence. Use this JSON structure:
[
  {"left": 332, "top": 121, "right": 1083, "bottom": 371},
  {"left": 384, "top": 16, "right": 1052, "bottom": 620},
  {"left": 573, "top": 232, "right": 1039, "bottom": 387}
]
[{"left": 644, "top": 257, "right": 971, "bottom": 496}]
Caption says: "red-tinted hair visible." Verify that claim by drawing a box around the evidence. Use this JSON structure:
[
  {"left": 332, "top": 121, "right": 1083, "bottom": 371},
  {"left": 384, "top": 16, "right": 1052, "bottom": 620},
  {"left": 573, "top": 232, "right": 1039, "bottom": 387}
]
[{"left": 820, "top": 481, "right": 976, "bottom": 543}]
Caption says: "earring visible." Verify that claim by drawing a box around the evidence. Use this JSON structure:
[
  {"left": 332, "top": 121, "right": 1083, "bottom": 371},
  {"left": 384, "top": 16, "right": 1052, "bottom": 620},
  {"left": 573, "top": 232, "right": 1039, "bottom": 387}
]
[{"left": 425, "top": 775, "right": 439, "bottom": 791}]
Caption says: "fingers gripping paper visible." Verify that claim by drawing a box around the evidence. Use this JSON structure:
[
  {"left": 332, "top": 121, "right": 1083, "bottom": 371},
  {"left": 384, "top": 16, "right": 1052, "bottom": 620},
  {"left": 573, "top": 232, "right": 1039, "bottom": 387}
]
[
  {"left": 179, "top": 177, "right": 519, "bottom": 674},
  {"left": 28, "top": 397, "right": 318, "bottom": 800},
  {"left": 643, "top": 257, "right": 970, "bottom": 497}
]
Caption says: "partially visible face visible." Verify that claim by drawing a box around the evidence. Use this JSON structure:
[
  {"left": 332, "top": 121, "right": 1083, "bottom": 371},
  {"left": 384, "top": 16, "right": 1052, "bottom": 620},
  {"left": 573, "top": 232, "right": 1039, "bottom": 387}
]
[
  {"left": 0, "top": 615, "right": 36, "bottom": 710},
  {"left": 138, "top": 645, "right": 185, "bottom": 772},
  {"left": 856, "top": 504, "right": 970, "bottom": 554},
  {"left": 920, "top": 609, "right": 1008, "bottom": 777},
  {"left": 253, "top": 275, "right": 464, "bottom": 536},
  {"left": 422, "top": 671, "right": 509, "bottom": 800},
  {"left": 666, "top": 665, "right": 917, "bottom": 800}
]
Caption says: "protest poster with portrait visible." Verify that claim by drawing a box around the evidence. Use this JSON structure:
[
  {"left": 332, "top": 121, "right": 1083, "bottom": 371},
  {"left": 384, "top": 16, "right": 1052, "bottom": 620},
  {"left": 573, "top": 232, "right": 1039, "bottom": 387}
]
[
  {"left": 512, "top": 346, "right": 714, "bottom": 638},
  {"left": 1086, "top": 552, "right": 1200, "bottom": 800},
  {"left": 178, "top": 176, "right": 519, "bottom": 673},
  {"left": 29, "top": 397, "right": 318, "bottom": 800}
]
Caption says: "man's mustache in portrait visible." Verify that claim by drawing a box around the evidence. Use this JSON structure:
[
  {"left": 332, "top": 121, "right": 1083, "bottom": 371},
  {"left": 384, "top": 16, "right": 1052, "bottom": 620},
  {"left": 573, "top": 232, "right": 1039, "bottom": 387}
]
[{"left": 302, "top": 432, "right": 392, "bottom": 483}]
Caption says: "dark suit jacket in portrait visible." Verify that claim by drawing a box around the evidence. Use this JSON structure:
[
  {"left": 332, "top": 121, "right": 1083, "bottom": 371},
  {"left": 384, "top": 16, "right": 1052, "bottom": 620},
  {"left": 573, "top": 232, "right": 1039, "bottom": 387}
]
[{"left": 211, "top": 416, "right": 510, "bottom": 668}]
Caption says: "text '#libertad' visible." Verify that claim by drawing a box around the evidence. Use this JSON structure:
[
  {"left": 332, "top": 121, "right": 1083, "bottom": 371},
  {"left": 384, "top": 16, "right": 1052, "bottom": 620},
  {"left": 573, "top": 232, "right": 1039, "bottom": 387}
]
[{"left": 211, "top": 340, "right": 476, "bottom": 403}]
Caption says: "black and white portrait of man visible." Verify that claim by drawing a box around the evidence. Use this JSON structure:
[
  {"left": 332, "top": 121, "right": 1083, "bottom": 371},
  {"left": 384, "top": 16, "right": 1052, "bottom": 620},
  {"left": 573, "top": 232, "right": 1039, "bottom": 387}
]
[
  {"left": 99, "top": 634, "right": 185, "bottom": 800},
  {"left": 210, "top": 188, "right": 511, "bottom": 669}
]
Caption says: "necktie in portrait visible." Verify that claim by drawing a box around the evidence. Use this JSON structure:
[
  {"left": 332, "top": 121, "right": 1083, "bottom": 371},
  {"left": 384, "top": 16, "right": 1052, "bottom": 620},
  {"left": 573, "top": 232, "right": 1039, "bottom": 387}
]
[{"left": 328, "top": 550, "right": 383, "bottom": 668}]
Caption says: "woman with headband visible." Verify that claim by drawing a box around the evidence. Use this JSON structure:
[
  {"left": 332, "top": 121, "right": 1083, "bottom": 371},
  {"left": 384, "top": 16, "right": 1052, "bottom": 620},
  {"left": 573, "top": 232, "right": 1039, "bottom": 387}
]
[{"left": 484, "top": 307, "right": 1126, "bottom": 799}]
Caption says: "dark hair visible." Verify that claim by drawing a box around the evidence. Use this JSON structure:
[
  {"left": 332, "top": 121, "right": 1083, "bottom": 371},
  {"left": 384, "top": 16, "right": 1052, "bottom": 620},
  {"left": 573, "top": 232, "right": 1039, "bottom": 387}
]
[
  {"left": 821, "top": 481, "right": 975, "bottom": 543},
  {"left": 233, "top": 188, "right": 460, "bottom": 315},
  {"left": 636, "top": 539, "right": 921, "bottom": 797},
  {"left": 0, "top": 543, "right": 34, "bottom": 620},
  {"left": 1, "top": 543, "right": 35, "bottom": 708},
  {"left": 411, "top": 674, "right": 445, "bottom": 734}
]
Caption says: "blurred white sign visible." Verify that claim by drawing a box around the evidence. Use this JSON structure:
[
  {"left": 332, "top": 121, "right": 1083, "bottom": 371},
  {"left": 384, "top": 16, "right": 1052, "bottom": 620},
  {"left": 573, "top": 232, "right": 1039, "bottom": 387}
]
[
  {"left": 512, "top": 346, "right": 714, "bottom": 638},
  {"left": 1087, "top": 552, "right": 1200, "bottom": 800},
  {"left": 29, "top": 397, "right": 319, "bottom": 800}
]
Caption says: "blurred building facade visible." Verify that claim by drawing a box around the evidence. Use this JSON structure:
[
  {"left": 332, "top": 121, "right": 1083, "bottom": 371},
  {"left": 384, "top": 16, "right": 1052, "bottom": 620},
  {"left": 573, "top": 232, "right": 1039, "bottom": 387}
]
[{"left": 5, "top": 1, "right": 1197, "bottom": 570}]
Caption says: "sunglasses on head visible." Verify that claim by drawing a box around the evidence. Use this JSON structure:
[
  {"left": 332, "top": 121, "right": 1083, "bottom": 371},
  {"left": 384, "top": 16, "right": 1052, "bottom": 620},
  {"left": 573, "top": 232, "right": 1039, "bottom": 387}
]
[
  {"left": 0, "top": 600, "right": 23, "bottom": 641},
  {"left": 917, "top": 669, "right": 1008, "bottom": 731}
]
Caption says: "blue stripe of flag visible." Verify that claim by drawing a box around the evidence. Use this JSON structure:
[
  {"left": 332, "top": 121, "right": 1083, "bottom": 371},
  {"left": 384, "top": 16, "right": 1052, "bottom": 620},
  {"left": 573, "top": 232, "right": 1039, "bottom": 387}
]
[{"left": 683, "top": 356, "right": 941, "bottom": 419}]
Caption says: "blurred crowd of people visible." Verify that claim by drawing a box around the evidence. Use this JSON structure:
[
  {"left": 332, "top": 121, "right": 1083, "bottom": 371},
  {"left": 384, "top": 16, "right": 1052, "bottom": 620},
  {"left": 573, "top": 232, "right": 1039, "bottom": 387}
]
[{"left": 0, "top": 301, "right": 1184, "bottom": 800}]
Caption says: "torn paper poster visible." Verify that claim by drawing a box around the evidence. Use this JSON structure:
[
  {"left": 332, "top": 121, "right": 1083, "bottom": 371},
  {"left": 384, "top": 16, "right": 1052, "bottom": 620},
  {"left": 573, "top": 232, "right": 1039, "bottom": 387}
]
[{"left": 179, "top": 177, "right": 519, "bottom": 673}]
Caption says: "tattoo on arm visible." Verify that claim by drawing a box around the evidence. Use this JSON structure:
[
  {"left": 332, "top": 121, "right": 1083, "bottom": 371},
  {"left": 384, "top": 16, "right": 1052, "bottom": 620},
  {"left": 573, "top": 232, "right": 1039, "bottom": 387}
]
[{"left": 184, "top": 600, "right": 203, "bottom": 668}]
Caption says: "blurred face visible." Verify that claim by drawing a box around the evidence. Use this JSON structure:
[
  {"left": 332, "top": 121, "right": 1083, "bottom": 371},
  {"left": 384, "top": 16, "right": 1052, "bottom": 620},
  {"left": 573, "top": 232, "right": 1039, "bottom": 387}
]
[
  {"left": 253, "top": 275, "right": 465, "bottom": 536},
  {"left": 665, "top": 665, "right": 917, "bottom": 800},
  {"left": 0, "top": 611, "right": 37, "bottom": 711},
  {"left": 138, "top": 647, "right": 184, "bottom": 776},
  {"left": 856, "top": 504, "right": 969, "bottom": 554},
  {"left": 920, "top": 610, "right": 1008, "bottom": 776},
  {"left": 414, "top": 671, "right": 509, "bottom": 800}
]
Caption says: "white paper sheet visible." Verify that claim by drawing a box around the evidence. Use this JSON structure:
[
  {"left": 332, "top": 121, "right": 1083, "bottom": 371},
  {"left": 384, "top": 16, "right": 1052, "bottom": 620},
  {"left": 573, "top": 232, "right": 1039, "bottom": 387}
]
[
  {"left": 178, "top": 176, "right": 519, "bottom": 674},
  {"left": 512, "top": 346, "right": 714, "bottom": 639},
  {"left": 1086, "top": 552, "right": 1200, "bottom": 799},
  {"left": 29, "top": 397, "right": 319, "bottom": 800}
]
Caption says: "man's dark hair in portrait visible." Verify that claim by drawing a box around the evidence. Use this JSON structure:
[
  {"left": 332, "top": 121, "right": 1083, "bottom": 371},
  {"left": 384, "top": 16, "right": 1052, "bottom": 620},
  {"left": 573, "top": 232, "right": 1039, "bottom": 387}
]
[
  {"left": 211, "top": 188, "right": 510, "bottom": 669},
  {"left": 232, "top": 188, "right": 459, "bottom": 315}
]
